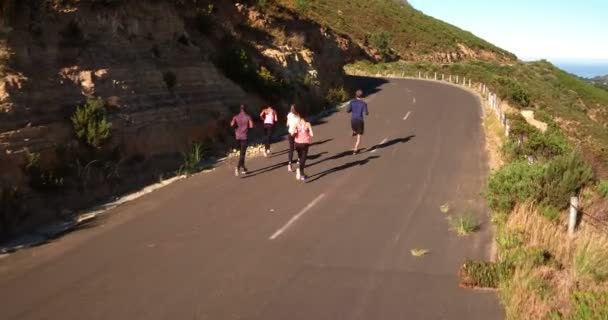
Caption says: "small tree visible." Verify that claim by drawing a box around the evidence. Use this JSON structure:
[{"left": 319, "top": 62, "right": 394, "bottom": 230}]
[
  {"left": 71, "top": 98, "right": 112, "bottom": 149},
  {"left": 369, "top": 32, "right": 391, "bottom": 57}
]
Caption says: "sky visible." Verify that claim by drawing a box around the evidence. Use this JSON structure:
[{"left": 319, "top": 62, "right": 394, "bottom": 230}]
[{"left": 408, "top": 0, "right": 608, "bottom": 64}]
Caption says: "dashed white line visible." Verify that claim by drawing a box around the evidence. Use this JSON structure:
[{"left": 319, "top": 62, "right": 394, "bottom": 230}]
[
  {"left": 269, "top": 194, "right": 326, "bottom": 240},
  {"left": 371, "top": 138, "right": 388, "bottom": 153},
  {"left": 403, "top": 111, "right": 411, "bottom": 121}
]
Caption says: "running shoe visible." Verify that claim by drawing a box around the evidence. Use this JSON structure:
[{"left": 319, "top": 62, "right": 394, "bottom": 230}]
[
  {"left": 300, "top": 175, "right": 307, "bottom": 182},
  {"left": 287, "top": 163, "right": 293, "bottom": 172},
  {"left": 241, "top": 167, "right": 249, "bottom": 175},
  {"left": 234, "top": 167, "right": 240, "bottom": 177},
  {"left": 296, "top": 168, "right": 301, "bottom": 180}
]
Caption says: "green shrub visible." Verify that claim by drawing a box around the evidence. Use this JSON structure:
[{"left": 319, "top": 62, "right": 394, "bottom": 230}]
[
  {"left": 294, "top": 0, "right": 309, "bottom": 11},
  {"left": 369, "top": 31, "right": 391, "bottom": 57},
  {"left": 71, "top": 98, "right": 112, "bottom": 149},
  {"left": 497, "top": 76, "right": 531, "bottom": 108},
  {"left": 598, "top": 180, "right": 608, "bottom": 198},
  {"left": 178, "top": 143, "right": 210, "bottom": 176},
  {"left": 570, "top": 290, "right": 608, "bottom": 320},
  {"left": 574, "top": 241, "right": 608, "bottom": 282},
  {"left": 538, "top": 151, "right": 593, "bottom": 209},
  {"left": 326, "top": 86, "right": 349, "bottom": 105},
  {"left": 23, "top": 153, "right": 65, "bottom": 192},
  {"left": 503, "top": 115, "right": 570, "bottom": 161},
  {"left": 540, "top": 205, "right": 560, "bottom": 221},
  {"left": 487, "top": 151, "right": 592, "bottom": 213},
  {"left": 448, "top": 213, "right": 480, "bottom": 236},
  {"left": 486, "top": 160, "right": 545, "bottom": 213}
]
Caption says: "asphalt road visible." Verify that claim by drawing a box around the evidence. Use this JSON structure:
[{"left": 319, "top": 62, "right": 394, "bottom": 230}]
[{"left": 0, "top": 77, "right": 503, "bottom": 319}]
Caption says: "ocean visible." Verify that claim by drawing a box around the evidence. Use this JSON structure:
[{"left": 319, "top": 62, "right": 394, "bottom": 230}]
[{"left": 551, "top": 61, "right": 608, "bottom": 79}]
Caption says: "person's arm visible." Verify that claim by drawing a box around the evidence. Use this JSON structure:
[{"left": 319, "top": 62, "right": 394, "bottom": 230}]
[
  {"left": 273, "top": 109, "right": 278, "bottom": 122},
  {"left": 308, "top": 123, "right": 314, "bottom": 137},
  {"left": 365, "top": 102, "right": 369, "bottom": 116},
  {"left": 248, "top": 117, "right": 254, "bottom": 129},
  {"left": 259, "top": 110, "right": 265, "bottom": 121},
  {"left": 230, "top": 116, "right": 236, "bottom": 127},
  {"left": 346, "top": 101, "right": 352, "bottom": 113}
]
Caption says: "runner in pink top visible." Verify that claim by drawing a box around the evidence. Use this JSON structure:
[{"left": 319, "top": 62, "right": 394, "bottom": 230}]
[
  {"left": 260, "top": 105, "right": 278, "bottom": 157},
  {"left": 293, "top": 115, "right": 314, "bottom": 182}
]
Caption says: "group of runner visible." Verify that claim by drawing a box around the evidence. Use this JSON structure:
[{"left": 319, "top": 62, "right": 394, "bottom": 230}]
[{"left": 230, "top": 89, "right": 369, "bottom": 182}]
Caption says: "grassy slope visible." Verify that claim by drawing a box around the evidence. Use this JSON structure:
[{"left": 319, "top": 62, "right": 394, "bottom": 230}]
[{"left": 275, "top": 0, "right": 515, "bottom": 60}]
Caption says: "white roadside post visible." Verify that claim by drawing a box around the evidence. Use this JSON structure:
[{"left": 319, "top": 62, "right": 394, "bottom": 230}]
[
  {"left": 456, "top": 75, "right": 459, "bottom": 83},
  {"left": 418, "top": 71, "right": 421, "bottom": 78},
  {"left": 568, "top": 197, "right": 579, "bottom": 236},
  {"left": 442, "top": 74, "right": 445, "bottom": 81},
  {"left": 449, "top": 75, "right": 452, "bottom": 82},
  {"left": 434, "top": 72, "right": 437, "bottom": 80}
]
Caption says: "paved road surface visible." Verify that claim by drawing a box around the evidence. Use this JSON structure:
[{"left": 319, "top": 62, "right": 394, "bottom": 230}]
[{"left": 0, "top": 77, "right": 503, "bottom": 319}]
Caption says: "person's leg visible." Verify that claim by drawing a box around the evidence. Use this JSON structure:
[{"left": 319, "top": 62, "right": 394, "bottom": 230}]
[
  {"left": 295, "top": 143, "right": 304, "bottom": 180},
  {"left": 239, "top": 139, "right": 248, "bottom": 172},
  {"left": 354, "top": 134, "right": 361, "bottom": 154},
  {"left": 299, "top": 144, "right": 309, "bottom": 177},
  {"left": 264, "top": 125, "right": 271, "bottom": 154},
  {"left": 288, "top": 135, "right": 295, "bottom": 171}
]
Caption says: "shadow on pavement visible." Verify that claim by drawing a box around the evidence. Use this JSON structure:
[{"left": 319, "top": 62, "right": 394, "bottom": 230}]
[
  {"left": 306, "top": 156, "right": 381, "bottom": 183},
  {"left": 345, "top": 75, "right": 390, "bottom": 98},
  {"left": 306, "top": 150, "right": 360, "bottom": 168},
  {"left": 367, "top": 135, "right": 416, "bottom": 153},
  {"left": 269, "top": 139, "right": 334, "bottom": 158}
]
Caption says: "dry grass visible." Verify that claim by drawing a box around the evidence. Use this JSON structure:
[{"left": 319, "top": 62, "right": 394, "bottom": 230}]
[
  {"left": 482, "top": 111, "right": 505, "bottom": 171},
  {"left": 500, "top": 204, "right": 608, "bottom": 319}
]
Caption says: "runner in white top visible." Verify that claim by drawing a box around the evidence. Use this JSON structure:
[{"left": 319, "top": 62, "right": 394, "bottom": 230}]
[
  {"left": 260, "top": 105, "right": 278, "bottom": 157},
  {"left": 286, "top": 105, "right": 300, "bottom": 172}
]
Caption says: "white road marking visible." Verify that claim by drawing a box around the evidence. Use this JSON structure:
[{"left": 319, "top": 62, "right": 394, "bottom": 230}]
[
  {"left": 413, "top": 97, "right": 416, "bottom": 104},
  {"left": 371, "top": 138, "right": 388, "bottom": 153},
  {"left": 269, "top": 194, "right": 326, "bottom": 240},
  {"left": 403, "top": 111, "right": 411, "bottom": 121}
]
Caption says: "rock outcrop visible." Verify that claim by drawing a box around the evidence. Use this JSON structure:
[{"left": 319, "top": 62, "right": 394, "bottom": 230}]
[{"left": 0, "top": 0, "right": 364, "bottom": 236}]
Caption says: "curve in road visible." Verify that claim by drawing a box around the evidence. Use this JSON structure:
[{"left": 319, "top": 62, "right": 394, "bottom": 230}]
[{"left": 0, "top": 77, "right": 503, "bottom": 320}]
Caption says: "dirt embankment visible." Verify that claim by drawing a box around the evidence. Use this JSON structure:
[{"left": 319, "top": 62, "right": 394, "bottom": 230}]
[{"left": 0, "top": 0, "right": 368, "bottom": 238}]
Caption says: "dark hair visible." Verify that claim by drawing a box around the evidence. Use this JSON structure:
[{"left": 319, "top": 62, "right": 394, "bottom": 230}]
[
  {"left": 355, "top": 89, "right": 363, "bottom": 98},
  {"left": 240, "top": 104, "right": 246, "bottom": 112}
]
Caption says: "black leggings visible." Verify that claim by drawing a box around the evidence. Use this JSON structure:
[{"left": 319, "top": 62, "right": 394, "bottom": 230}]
[
  {"left": 295, "top": 143, "right": 309, "bottom": 174},
  {"left": 288, "top": 135, "right": 296, "bottom": 164},
  {"left": 237, "top": 139, "right": 247, "bottom": 169},
  {"left": 264, "top": 124, "right": 274, "bottom": 151}
]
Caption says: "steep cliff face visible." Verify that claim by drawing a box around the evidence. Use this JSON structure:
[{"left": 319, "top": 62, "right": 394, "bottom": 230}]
[{"left": 0, "top": 0, "right": 365, "bottom": 236}]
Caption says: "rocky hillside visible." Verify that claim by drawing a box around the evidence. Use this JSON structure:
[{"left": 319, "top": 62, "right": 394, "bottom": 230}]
[
  {"left": 275, "top": 0, "right": 516, "bottom": 62},
  {"left": 0, "top": 0, "right": 369, "bottom": 237},
  {"left": 0, "top": 0, "right": 515, "bottom": 237}
]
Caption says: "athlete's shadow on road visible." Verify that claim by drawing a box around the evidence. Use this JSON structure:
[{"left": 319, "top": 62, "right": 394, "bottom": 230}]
[
  {"left": 269, "top": 139, "right": 334, "bottom": 158},
  {"left": 367, "top": 135, "right": 416, "bottom": 153},
  {"left": 242, "top": 152, "right": 329, "bottom": 178},
  {"left": 306, "top": 156, "right": 381, "bottom": 183}
]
